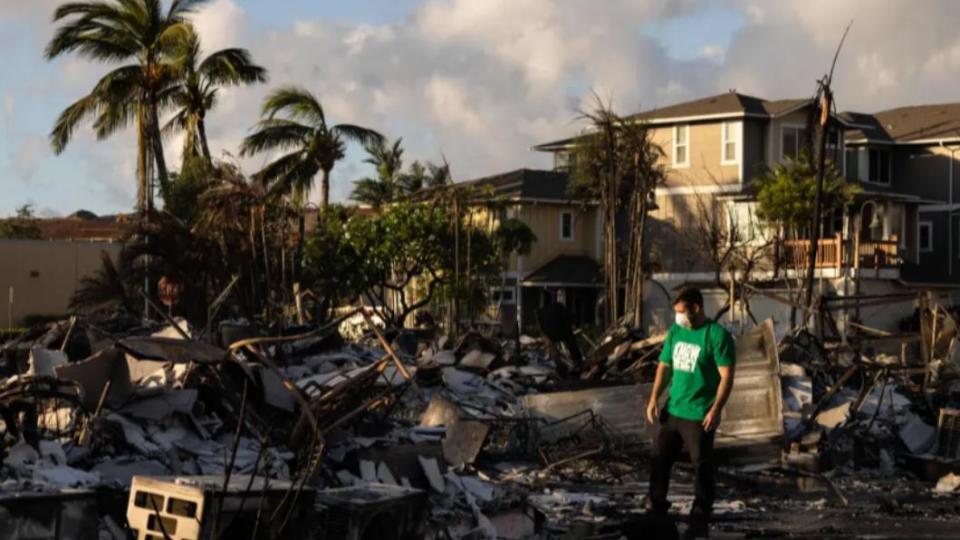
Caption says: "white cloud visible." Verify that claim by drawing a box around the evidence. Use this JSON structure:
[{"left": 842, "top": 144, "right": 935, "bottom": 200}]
[
  {"left": 699, "top": 44, "right": 725, "bottom": 62},
  {"left": 191, "top": 0, "right": 247, "bottom": 54},
  {"left": 13, "top": 136, "right": 47, "bottom": 182},
  {"left": 8, "top": 0, "right": 960, "bottom": 215}
]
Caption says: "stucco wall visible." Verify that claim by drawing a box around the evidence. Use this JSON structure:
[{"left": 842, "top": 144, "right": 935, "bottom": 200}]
[{"left": 0, "top": 239, "right": 122, "bottom": 326}]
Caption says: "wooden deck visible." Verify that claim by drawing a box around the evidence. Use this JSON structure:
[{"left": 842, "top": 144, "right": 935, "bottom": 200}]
[{"left": 780, "top": 235, "right": 899, "bottom": 270}]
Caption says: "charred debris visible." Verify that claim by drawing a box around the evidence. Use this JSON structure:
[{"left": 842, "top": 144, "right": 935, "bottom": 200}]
[{"left": 1, "top": 292, "right": 960, "bottom": 539}]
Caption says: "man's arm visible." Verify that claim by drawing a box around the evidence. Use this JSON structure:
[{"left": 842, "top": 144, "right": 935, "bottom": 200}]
[
  {"left": 702, "top": 365, "right": 734, "bottom": 431},
  {"left": 646, "top": 362, "right": 672, "bottom": 425}
]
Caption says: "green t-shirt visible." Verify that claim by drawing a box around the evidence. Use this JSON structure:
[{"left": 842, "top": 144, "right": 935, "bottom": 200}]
[{"left": 658, "top": 320, "right": 736, "bottom": 421}]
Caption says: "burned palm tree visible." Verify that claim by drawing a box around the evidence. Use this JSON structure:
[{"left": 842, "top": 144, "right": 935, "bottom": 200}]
[{"left": 569, "top": 95, "right": 665, "bottom": 328}]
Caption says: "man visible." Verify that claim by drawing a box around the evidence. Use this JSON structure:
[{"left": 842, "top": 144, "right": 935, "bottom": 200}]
[
  {"left": 646, "top": 287, "right": 736, "bottom": 539},
  {"left": 537, "top": 296, "right": 584, "bottom": 376}
]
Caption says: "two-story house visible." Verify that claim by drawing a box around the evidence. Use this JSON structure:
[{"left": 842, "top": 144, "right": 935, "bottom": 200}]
[
  {"left": 530, "top": 91, "right": 958, "bottom": 332},
  {"left": 450, "top": 168, "right": 603, "bottom": 331},
  {"left": 843, "top": 103, "right": 960, "bottom": 285}
]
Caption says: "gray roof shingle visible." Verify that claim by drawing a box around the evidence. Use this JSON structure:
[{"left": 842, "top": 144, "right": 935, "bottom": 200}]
[
  {"left": 523, "top": 254, "right": 601, "bottom": 286},
  {"left": 451, "top": 168, "right": 574, "bottom": 201},
  {"left": 534, "top": 92, "right": 812, "bottom": 150},
  {"left": 845, "top": 103, "right": 960, "bottom": 143}
]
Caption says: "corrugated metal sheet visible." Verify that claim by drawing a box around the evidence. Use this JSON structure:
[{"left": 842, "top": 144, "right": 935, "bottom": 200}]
[
  {"left": 522, "top": 320, "right": 783, "bottom": 451},
  {"left": 716, "top": 319, "right": 783, "bottom": 446},
  {"left": 522, "top": 385, "right": 647, "bottom": 443}
]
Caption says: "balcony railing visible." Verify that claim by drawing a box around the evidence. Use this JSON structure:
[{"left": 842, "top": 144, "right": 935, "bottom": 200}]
[{"left": 779, "top": 235, "right": 899, "bottom": 271}]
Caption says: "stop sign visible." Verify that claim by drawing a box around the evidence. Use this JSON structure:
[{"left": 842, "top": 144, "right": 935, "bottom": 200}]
[{"left": 158, "top": 275, "right": 183, "bottom": 307}]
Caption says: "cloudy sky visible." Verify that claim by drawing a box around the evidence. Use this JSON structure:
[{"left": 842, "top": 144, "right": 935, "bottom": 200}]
[{"left": 2, "top": 0, "right": 960, "bottom": 217}]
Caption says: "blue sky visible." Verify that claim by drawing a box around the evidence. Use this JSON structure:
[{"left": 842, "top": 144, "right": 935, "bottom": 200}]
[
  {"left": 2, "top": 0, "right": 959, "bottom": 217},
  {"left": 244, "top": 0, "right": 422, "bottom": 27}
]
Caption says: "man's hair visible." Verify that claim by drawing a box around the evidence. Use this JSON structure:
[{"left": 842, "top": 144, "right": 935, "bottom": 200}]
[{"left": 673, "top": 286, "right": 704, "bottom": 310}]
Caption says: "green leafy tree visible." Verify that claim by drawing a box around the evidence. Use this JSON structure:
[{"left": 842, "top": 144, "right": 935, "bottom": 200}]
[
  {"left": 300, "top": 205, "right": 363, "bottom": 319},
  {"left": 754, "top": 152, "right": 859, "bottom": 236},
  {"left": 46, "top": 0, "right": 209, "bottom": 211},
  {"left": 163, "top": 25, "right": 266, "bottom": 163},
  {"left": 0, "top": 205, "right": 42, "bottom": 240},
  {"left": 162, "top": 155, "right": 214, "bottom": 224},
  {"left": 304, "top": 201, "right": 533, "bottom": 327}
]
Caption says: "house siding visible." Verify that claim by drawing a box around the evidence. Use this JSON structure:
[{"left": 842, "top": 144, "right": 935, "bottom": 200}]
[
  {"left": 648, "top": 193, "right": 719, "bottom": 274},
  {"left": 654, "top": 122, "right": 740, "bottom": 188},
  {"left": 513, "top": 204, "right": 600, "bottom": 276},
  {"left": 905, "top": 209, "right": 957, "bottom": 283},
  {"left": 893, "top": 145, "right": 955, "bottom": 203}
]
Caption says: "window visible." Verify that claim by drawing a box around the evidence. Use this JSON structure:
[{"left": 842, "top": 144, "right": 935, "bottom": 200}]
[
  {"left": 845, "top": 148, "right": 859, "bottom": 180},
  {"left": 781, "top": 125, "right": 808, "bottom": 160},
  {"left": 491, "top": 288, "right": 515, "bottom": 305},
  {"left": 673, "top": 125, "right": 689, "bottom": 167},
  {"left": 868, "top": 148, "right": 891, "bottom": 184},
  {"left": 560, "top": 211, "right": 574, "bottom": 241},
  {"left": 727, "top": 202, "right": 755, "bottom": 242},
  {"left": 919, "top": 221, "right": 933, "bottom": 253},
  {"left": 554, "top": 151, "right": 570, "bottom": 171},
  {"left": 721, "top": 122, "right": 738, "bottom": 164}
]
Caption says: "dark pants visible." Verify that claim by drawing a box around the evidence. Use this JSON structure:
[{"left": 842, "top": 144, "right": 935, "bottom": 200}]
[{"left": 649, "top": 409, "right": 716, "bottom": 519}]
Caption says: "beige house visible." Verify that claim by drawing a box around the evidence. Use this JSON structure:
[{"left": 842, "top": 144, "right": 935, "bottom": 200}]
[
  {"left": 451, "top": 169, "right": 602, "bottom": 331},
  {"left": 528, "top": 91, "right": 960, "bottom": 332}
]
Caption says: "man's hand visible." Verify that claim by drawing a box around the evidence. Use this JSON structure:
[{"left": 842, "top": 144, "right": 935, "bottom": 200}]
[
  {"left": 702, "top": 408, "right": 722, "bottom": 431},
  {"left": 646, "top": 399, "right": 659, "bottom": 425}
]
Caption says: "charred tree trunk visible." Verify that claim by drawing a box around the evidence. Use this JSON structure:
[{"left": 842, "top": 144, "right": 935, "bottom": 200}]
[{"left": 803, "top": 90, "right": 832, "bottom": 319}]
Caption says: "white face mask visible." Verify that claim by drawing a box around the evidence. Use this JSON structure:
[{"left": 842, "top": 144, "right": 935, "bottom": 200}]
[{"left": 675, "top": 311, "right": 693, "bottom": 329}]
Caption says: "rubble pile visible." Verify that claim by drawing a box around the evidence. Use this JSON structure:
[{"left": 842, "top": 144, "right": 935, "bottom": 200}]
[{"left": 1, "top": 305, "right": 959, "bottom": 538}]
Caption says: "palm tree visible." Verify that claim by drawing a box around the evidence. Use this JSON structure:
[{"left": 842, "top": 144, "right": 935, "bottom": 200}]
[
  {"left": 46, "top": 0, "right": 209, "bottom": 212},
  {"left": 351, "top": 138, "right": 404, "bottom": 208},
  {"left": 241, "top": 87, "right": 382, "bottom": 280},
  {"left": 240, "top": 86, "right": 383, "bottom": 206},
  {"left": 163, "top": 25, "right": 266, "bottom": 164}
]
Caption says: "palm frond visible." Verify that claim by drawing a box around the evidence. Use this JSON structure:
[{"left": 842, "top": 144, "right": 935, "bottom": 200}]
[
  {"left": 261, "top": 86, "right": 325, "bottom": 126},
  {"left": 331, "top": 123, "right": 384, "bottom": 147},
  {"left": 50, "top": 94, "right": 100, "bottom": 154},
  {"left": 161, "top": 107, "right": 190, "bottom": 138},
  {"left": 199, "top": 48, "right": 267, "bottom": 85},
  {"left": 240, "top": 119, "right": 312, "bottom": 156},
  {"left": 167, "top": 0, "right": 211, "bottom": 19},
  {"left": 92, "top": 97, "right": 138, "bottom": 139}
]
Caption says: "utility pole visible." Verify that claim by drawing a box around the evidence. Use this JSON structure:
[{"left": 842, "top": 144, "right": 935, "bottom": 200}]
[
  {"left": 803, "top": 87, "right": 832, "bottom": 314},
  {"left": 803, "top": 22, "right": 852, "bottom": 324}
]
